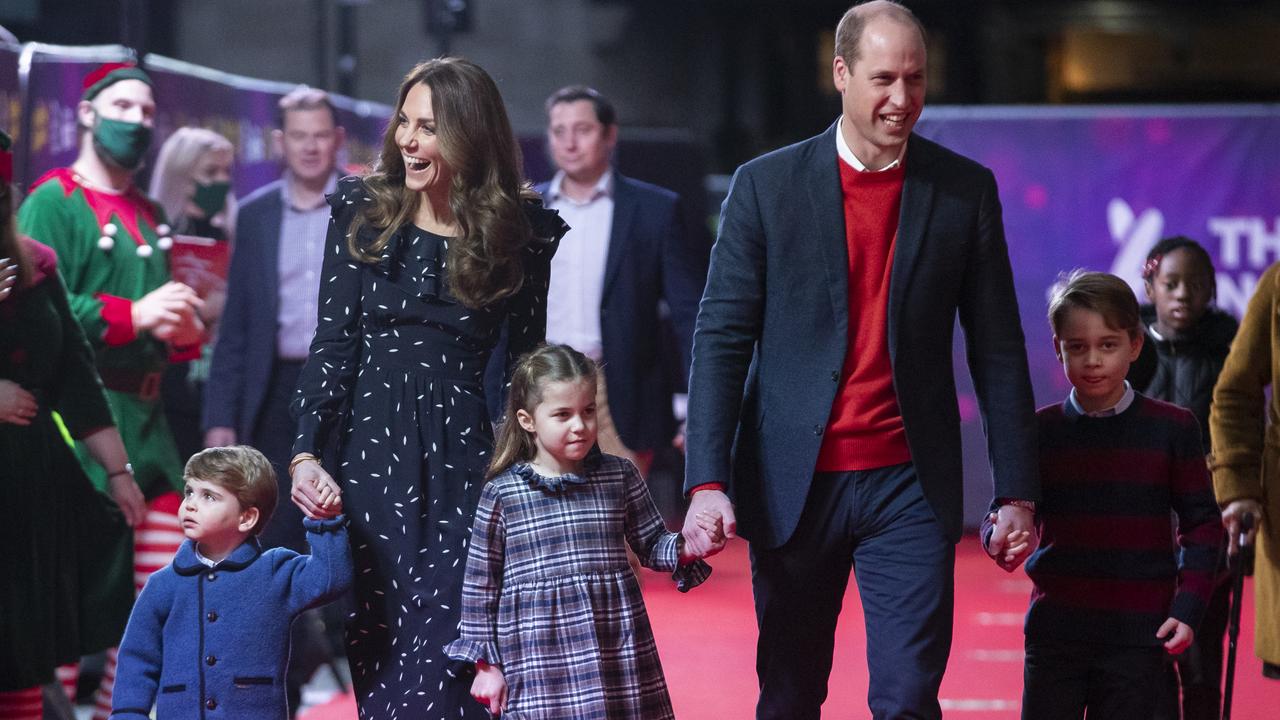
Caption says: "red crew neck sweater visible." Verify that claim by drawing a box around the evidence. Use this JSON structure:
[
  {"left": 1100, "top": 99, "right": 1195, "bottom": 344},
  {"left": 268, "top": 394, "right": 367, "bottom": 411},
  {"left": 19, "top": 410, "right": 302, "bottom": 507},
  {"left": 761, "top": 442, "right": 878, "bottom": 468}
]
[{"left": 814, "top": 158, "right": 912, "bottom": 471}]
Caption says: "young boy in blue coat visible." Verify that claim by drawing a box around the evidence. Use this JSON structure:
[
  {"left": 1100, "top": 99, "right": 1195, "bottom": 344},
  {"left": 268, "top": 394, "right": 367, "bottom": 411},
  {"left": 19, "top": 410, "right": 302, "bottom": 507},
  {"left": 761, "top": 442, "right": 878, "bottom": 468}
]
[{"left": 110, "top": 446, "right": 352, "bottom": 719}]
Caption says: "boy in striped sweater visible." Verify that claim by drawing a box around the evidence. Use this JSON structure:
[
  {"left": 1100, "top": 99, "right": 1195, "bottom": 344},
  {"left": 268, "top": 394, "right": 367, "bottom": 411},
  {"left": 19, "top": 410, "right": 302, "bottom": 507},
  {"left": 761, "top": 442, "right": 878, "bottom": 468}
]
[{"left": 985, "top": 271, "right": 1222, "bottom": 719}]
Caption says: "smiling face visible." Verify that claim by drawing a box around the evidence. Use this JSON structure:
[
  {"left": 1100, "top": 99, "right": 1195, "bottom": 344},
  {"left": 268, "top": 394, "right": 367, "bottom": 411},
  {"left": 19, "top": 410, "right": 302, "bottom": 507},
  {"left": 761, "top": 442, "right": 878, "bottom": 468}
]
[
  {"left": 179, "top": 478, "right": 258, "bottom": 559},
  {"left": 517, "top": 377, "right": 598, "bottom": 472},
  {"left": 1054, "top": 307, "right": 1143, "bottom": 413},
  {"left": 394, "top": 82, "right": 453, "bottom": 198},
  {"left": 832, "top": 15, "right": 926, "bottom": 169},
  {"left": 1145, "top": 247, "right": 1214, "bottom": 336}
]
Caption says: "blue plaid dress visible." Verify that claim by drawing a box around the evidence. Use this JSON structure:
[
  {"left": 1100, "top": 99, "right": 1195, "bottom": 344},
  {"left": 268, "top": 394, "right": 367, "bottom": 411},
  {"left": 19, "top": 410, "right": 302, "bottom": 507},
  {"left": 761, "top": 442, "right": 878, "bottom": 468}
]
[{"left": 445, "top": 452, "right": 711, "bottom": 719}]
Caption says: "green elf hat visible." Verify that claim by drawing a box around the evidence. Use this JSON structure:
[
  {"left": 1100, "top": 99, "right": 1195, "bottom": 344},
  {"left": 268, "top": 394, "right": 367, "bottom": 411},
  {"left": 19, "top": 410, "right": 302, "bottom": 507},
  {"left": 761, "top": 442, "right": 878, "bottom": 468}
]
[
  {"left": 0, "top": 130, "right": 12, "bottom": 184},
  {"left": 82, "top": 61, "right": 152, "bottom": 102}
]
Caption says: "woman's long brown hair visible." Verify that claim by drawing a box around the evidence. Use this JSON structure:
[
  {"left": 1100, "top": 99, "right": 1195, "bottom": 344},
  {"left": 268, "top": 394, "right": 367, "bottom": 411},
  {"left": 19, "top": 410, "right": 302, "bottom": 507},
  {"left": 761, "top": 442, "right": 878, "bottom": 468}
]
[
  {"left": 349, "top": 57, "right": 535, "bottom": 309},
  {"left": 488, "top": 345, "right": 598, "bottom": 480}
]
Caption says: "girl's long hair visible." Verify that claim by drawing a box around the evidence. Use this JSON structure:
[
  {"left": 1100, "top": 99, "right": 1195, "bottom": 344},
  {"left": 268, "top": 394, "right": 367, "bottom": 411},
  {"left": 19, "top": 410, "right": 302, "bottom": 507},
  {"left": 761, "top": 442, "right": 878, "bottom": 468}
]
[
  {"left": 350, "top": 57, "right": 535, "bottom": 309},
  {"left": 0, "top": 179, "right": 31, "bottom": 288},
  {"left": 488, "top": 345, "right": 597, "bottom": 480},
  {"left": 148, "top": 127, "right": 238, "bottom": 241}
]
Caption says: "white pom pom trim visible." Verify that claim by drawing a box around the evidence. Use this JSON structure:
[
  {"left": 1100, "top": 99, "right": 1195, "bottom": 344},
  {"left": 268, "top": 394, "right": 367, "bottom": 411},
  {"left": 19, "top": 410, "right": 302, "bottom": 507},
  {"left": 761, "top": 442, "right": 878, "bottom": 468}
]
[
  {"left": 136, "top": 244, "right": 153, "bottom": 258},
  {"left": 97, "top": 236, "right": 115, "bottom": 251}
]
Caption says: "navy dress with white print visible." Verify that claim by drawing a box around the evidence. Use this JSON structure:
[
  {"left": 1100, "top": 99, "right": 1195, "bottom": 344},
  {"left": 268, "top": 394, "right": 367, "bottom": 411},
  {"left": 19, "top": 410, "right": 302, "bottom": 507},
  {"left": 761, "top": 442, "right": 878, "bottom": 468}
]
[{"left": 291, "top": 175, "right": 565, "bottom": 720}]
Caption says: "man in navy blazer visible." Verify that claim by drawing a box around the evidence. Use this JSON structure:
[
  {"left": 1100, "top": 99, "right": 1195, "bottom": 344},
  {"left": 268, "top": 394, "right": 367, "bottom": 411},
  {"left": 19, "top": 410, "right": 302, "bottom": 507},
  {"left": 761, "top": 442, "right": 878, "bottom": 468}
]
[
  {"left": 533, "top": 86, "right": 707, "bottom": 474},
  {"left": 682, "top": 3, "right": 1040, "bottom": 718},
  {"left": 203, "top": 87, "right": 344, "bottom": 553}
]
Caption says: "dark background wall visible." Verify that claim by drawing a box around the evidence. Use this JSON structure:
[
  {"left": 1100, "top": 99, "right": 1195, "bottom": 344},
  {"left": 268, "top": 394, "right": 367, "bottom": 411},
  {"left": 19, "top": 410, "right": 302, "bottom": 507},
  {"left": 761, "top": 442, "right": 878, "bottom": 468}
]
[{"left": 4, "top": 0, "right": 1280, "bottom": 174}]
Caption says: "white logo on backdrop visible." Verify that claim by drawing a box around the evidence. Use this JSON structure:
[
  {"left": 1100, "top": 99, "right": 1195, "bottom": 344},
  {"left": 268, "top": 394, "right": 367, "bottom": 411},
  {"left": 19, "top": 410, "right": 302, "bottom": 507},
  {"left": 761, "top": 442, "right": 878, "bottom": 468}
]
[{"left": 1107, "top": 198, "right": 1164, "bottom": 299}]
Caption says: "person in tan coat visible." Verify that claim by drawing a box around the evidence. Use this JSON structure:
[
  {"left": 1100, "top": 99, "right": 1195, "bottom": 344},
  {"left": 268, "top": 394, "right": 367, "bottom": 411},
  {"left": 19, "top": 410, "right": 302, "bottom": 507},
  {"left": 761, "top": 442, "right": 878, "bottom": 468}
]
[{"left": 1209, "top": 261, "right": 1280, "bottom": 680}]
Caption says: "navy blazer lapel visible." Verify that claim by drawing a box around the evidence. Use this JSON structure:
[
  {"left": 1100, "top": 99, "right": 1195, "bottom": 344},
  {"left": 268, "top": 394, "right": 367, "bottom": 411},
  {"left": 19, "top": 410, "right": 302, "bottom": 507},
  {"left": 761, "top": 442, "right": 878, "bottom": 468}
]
[
  {"left": 807, "top": 123, "right": 850, "bottom": 333},
  {"left": 264, "top": 185, "right": 285, "bottom": 313},
  {"left": 888, "top": 134, "right": 936, "bottom": 354},
  {"left": 603, "top": 172, "right": 635, "bottom": 297}
]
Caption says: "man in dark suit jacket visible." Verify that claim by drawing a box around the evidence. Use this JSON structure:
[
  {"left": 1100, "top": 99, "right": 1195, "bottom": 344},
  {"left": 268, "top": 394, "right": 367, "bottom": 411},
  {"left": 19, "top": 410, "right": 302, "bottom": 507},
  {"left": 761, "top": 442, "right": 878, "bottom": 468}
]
[
  {"left": 534, "top": 86, "right": 707, "bottom": 474},
  {"left": 204, "top": 88, "right": 344, "bottom": 553},
  {"left": 682, "top": 3, "right": 1040, "bottom": 718}
]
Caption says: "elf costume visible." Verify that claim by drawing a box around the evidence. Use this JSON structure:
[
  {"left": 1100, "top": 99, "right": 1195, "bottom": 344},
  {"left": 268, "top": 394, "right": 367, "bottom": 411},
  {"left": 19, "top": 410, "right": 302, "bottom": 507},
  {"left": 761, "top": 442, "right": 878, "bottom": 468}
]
[{"left": 16, "top": 63, "right": 194, "bottom": 720}]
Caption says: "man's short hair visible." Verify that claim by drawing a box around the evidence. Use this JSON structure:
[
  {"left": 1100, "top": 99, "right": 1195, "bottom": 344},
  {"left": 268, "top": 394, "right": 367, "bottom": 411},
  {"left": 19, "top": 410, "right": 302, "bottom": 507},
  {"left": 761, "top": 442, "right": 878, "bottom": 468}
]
[
  {"left": 1047, "top": 270, "right": 1142, "bottom": 339},
  {"left": 544, "top": 85, "right": 616, "bottom": 127},
  {"left": 278, "top": 86, "right": 338, "bottom": 129},
  {"left": 184, "top": 446, "right": 279, "bottom": 536},
  {"left": 834, "top": 1, "right": 926, "bottom": 67}
]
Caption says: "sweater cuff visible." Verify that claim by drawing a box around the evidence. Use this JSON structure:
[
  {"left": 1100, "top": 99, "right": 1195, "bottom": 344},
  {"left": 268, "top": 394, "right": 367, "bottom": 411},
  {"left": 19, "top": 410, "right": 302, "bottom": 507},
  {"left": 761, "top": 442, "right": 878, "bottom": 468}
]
[
  {"left": 97, "top": 293, "right": 137, "bottom": 346},
  {"left": 303, "top": 515, "right": 348, "bottom": 534},
  {"left": 1169, "top": 590, "right": 1207, "bottom": 631}
]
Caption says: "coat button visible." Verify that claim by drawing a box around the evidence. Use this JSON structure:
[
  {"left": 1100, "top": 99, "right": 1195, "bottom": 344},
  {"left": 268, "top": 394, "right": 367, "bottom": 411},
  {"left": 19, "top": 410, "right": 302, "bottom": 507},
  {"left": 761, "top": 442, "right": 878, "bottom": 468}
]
[
  {"left": 813, "top": 425, "right": 824, "bottom": 436},
  {"left": 207, "top": 572, "right": 217, "bottom": 581},
  {"left": 207, "top": 611, "right": 218, "bottom": 622},
  {"left": 206, "top": 655, "right": 217, "bottom": 666},
  {"left": 206, "top": 698, "right": 217, "bottom": 710}
]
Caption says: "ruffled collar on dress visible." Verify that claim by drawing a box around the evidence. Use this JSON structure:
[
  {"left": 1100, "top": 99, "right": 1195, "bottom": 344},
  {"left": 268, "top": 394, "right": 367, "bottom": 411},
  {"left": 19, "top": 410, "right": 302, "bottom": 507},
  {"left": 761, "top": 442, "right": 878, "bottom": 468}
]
[{"left": 513, "top": 446, "right": 603, "bottom": 492}]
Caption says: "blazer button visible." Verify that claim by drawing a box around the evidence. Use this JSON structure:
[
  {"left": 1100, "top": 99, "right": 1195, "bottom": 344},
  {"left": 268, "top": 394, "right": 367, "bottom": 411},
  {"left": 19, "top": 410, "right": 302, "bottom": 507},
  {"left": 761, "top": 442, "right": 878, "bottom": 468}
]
[
  {"left": 206, "top": 655, "right": 217, "bottom": 666},
  {"left": 813, "top": 425, "right": 824, "bottom": 436},
  {"left": 831, "top": 371, "right": 839, "bottom": 382},
  {"left": 206, "top": 698, "right": 217, "bottom": 710},
  {"left": 207, "top": 611, "right": 218, "bottom": 622}
]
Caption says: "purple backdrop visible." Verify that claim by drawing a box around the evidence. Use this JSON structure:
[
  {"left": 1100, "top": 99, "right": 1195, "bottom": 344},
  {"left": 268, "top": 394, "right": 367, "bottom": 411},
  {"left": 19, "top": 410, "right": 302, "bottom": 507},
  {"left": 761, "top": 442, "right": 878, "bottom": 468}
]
[
  {"left": 0, "top": 44, "right": 391, "bottom": 195},
  {"left": 914, "top": 106, "right": 1280, "bottom": 523}
]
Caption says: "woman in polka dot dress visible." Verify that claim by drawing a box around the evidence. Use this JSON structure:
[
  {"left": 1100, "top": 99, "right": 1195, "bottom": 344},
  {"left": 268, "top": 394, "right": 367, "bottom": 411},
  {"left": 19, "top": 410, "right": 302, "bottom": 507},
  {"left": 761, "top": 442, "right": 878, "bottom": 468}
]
[{"left": 286, "top": 58, "right": 567, "bottom": 720}]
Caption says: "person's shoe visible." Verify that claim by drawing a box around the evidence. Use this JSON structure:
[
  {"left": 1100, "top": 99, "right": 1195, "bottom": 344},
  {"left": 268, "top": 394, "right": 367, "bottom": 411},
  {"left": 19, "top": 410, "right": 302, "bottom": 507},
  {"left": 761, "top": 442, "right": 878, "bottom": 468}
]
[{"left": 1264, "top": 662, "right": 1280, "bottom": 680}]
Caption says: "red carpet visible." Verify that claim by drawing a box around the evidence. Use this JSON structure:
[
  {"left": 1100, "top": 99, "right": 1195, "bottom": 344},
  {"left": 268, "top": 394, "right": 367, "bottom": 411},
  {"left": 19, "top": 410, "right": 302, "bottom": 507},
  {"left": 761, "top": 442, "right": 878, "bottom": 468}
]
[{"left": 301, "top": 537, "right": 1274, "bottom": 718}]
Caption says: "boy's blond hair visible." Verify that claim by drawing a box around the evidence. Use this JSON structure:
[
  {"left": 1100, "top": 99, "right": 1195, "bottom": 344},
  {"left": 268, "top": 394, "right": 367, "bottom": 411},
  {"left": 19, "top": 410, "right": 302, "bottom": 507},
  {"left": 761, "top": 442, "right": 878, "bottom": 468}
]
[
  {"left": 184, "top": 446, "right": 278, "bottom": 535},
  {"left": 1047, "top": 270, "right": 1141, "bottom": 339}
]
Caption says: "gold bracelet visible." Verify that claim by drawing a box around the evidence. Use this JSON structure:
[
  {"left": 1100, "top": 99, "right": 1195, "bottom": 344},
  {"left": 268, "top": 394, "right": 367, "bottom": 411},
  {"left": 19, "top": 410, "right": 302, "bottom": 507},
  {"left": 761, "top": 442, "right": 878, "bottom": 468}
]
[{"left": 288, "top": 453, "right": 318, "bottom": 476}]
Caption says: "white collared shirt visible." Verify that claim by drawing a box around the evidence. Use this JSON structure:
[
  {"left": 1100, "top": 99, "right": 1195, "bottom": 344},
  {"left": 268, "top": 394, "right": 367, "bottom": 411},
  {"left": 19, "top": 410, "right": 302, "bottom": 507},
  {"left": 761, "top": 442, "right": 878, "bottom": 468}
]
[
  {"left": 277, "top": 171, "right": 339, "bottom": 360},
  {"left": 836, "top": 117, "right": 907, "bottom": 172},
  {"left": 1066, "top": 381, "right": 1136, "bottom": 418},
  {"left": 544, "top": 171, "right": 614, "bottom": 361}
]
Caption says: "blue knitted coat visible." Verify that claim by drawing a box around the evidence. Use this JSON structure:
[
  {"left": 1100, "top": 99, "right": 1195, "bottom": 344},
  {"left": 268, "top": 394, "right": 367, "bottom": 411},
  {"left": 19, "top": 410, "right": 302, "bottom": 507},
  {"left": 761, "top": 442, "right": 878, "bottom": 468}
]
[{"left": 110, "top": 516, "right": 353, "bottom": 719}]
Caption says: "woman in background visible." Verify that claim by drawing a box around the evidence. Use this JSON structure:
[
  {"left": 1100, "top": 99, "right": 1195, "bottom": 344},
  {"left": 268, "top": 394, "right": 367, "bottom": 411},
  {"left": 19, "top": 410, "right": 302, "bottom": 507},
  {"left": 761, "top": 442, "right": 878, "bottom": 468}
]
[{"left": 148, "top": 127, "right": 236, "bottom": 461}]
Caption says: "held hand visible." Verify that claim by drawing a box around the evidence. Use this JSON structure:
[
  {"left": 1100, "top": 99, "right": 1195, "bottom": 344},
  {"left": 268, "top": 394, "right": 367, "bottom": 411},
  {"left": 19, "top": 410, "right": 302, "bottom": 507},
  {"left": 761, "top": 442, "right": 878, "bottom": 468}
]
[
  {"left": 0, "top": 257, "right": 17, "bottom": 303},
  {"left": 987, "top": 504, "right": 1037, "bottom": 572},
  {"left": 203, "top": 427, "right": 237, "bottom": 448},
  {"left": 290, "top": 456, "right": 342, "bottom": 519},
  {"left": 682, "top": 489, "right": 736, "bottom": 559},
  {"left": 0, "top": 379, "right": 38, "bottom": 425},
  {"left": 1222, "top": 499, "right": 1264, "bottom": 557},
  {"left": 108, "top": 472, "right": 147, "bottom": 527},
  {"left": 133, "top": 281, "right": 202, "bottom": 334},
  {"left": 471, "top": 662, "right": 507, "bottom": 716},
  {"left": 1157, "top": 617, "right": 1195, "bottom": 655}
]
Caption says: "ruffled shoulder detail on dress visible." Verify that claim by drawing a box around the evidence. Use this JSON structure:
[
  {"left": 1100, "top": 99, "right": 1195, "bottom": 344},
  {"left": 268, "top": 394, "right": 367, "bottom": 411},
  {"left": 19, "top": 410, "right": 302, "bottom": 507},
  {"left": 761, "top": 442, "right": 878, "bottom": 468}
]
[
  {"left": 512, "top": 446, "right": 604, "bottom": 492},
  {"left": 522, "top": 197, "right": 569, "bottom": 246}
]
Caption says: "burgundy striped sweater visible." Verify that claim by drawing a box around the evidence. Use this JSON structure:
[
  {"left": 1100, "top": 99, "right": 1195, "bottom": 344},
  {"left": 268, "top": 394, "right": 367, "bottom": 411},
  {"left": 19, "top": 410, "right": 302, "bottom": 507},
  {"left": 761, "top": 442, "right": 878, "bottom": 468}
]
[{"left": 993, "top": 393, "right": 1222, "bottom": 647}]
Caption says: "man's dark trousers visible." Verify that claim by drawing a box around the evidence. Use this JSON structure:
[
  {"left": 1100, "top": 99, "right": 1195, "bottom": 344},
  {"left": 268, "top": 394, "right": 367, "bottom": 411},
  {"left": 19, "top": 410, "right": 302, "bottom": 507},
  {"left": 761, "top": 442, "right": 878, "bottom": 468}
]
[{"left": 751, "top": 463, "right": 954, "bottom": 720}]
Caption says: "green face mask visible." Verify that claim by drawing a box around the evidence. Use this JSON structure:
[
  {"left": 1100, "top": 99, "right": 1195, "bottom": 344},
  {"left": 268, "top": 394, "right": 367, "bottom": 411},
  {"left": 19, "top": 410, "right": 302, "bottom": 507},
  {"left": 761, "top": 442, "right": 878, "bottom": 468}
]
[
  {"left": 92, "top": 116, "right": 152, "bottom": 171},
  {"left": 192, "top": 181, "right": 231, "bottom": 218}
]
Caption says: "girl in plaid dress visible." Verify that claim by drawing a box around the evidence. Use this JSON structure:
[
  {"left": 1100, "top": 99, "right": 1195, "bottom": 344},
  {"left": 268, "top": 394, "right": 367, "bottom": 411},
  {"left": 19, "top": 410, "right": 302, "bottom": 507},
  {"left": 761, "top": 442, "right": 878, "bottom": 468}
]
[{"left": 445, "top": 344, "right": 724, "bottom": 718}]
